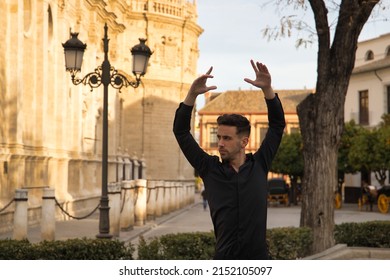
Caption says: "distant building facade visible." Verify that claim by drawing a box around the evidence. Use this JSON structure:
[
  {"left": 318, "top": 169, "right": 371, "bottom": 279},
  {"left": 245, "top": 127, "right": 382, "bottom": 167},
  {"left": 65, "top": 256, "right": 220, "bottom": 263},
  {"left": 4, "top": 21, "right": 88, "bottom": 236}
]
[
  {"left": 344, "top": 33, "right": 390, "bottom": 189},
  {"left": 0, "top": 0, "right": 201, "bottom": 230}
]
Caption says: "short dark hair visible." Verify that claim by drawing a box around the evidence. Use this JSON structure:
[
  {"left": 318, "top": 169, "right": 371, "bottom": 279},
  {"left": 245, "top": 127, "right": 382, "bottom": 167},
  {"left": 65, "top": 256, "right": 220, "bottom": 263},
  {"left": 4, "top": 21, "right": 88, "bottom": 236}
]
[{"left": 217, "top": 114, "right": 251, "bottom": 136}]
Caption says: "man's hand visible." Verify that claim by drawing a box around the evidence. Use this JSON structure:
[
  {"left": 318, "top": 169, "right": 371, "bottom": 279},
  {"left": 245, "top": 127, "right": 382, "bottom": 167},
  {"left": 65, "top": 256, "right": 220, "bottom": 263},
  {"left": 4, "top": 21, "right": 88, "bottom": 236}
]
[
  {"left": 244, "top": 60, "right": 275, "bottom": 99},
  {"left": 184, "top": 67, "right": 217, "bottom": 106}
]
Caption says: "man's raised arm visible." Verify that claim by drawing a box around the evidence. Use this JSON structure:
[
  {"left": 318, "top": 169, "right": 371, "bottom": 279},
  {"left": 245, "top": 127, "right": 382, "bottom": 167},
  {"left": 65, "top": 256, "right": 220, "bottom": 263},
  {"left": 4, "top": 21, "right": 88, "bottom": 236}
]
[
  {"left": 244, "top": 60, "right": 285, "bottom": 171},
  {"left": 183, "top": 66, "right": 217, "bottom": 106},
  {"left": 173, "top": 67, "right": 217, "bottom": 173}
]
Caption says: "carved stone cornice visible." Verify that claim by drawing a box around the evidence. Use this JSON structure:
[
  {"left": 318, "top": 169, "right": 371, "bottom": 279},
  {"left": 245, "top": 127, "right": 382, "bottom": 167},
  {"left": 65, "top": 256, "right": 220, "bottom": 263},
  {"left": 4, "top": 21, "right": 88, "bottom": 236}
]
[
  {"left": 110, "top": 0, "right": 130, "bottom": 14},
  {"left": 85, "top": 0, "right": 126, "bottom": 33}
]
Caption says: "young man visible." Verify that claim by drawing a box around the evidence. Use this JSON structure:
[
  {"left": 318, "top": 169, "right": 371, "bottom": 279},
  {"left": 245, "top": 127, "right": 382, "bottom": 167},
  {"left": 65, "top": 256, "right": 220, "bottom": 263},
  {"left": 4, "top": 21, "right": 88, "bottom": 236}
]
[{"left": 173, "top": 60, "right": 285, "bottom": 259}]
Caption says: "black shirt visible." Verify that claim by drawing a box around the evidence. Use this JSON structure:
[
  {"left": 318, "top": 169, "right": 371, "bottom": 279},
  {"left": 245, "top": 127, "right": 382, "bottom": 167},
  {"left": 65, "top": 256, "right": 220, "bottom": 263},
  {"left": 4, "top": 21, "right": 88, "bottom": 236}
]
[{"left": 173, "top": 95, "right": 285, "bottom": 259}]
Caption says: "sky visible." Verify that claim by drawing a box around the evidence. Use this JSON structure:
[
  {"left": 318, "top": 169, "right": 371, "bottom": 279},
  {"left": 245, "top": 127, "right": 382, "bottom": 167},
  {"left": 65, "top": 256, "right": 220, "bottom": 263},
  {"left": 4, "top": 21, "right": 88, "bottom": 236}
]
[{"left": 196, "top": 0, "right": 390, "bottom": 109}]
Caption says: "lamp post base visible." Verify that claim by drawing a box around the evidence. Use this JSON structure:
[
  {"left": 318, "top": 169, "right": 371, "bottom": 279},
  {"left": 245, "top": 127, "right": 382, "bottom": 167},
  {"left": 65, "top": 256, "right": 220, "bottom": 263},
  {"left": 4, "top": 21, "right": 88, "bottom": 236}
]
[
  {"left": 96, "top": 202, "right": 113, "bottom": 239},
  {"left": 96, "top": 233, "right": 113, "bottom": 239}
]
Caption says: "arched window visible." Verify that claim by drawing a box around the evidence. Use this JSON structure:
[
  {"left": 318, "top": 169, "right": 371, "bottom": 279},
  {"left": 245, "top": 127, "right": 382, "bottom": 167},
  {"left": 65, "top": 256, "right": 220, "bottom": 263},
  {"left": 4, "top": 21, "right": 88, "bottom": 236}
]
[{"left": 365, "top": 50, "right": 374, "bottom": 61}]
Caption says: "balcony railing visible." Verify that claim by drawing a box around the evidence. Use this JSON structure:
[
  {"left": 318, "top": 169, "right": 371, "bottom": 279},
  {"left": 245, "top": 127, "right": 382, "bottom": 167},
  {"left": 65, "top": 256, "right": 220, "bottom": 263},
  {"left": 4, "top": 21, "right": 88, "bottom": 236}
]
[{"left": 132, "top": 0, "right": 197, "bottom": 19}]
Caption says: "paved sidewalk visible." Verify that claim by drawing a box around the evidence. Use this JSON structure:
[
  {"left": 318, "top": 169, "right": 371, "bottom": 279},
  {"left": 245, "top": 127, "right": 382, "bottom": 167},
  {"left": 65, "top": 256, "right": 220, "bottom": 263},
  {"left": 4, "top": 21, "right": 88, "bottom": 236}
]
[
  {"left": 0, "top": 202, "right": 202, "bottom": 244},
  {"left": 1, "top": 199, "right": 389, "bottom": 244}
]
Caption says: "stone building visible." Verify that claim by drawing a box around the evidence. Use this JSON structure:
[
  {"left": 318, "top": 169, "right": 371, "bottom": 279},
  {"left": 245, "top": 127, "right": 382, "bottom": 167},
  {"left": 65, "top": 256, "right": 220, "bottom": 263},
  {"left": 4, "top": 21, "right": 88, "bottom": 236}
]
[
  {"left": 344, "top": 32, "right": 390, "bottom": 193},
  {"left": 346, "top": 33, "right": 390, "bottom": 128},
  {"left": 0, "top": 0, "right": 202, "bottom": 231}
]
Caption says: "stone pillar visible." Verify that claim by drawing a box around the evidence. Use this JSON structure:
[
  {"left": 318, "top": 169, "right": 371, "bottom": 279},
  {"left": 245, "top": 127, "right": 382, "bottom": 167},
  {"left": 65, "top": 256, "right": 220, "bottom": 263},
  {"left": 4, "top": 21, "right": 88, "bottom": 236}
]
[
  {"left": 41, "top": 188, "right": 55, "bottom": 241},
  {"left": 13, "top": 189, "right": 28, "bottom": 240},
  {"left": 176, "top": 182, "right": 183, "bottom": 209},
  {"left": 190, "top": 183, "right": 195, "bottom": 204},
  {"left": 120, "top": 180, "right": 135, "bottom": 231},
  {"left": 116, "top": 155, "right": 124, "bottom": 182},
  {"left": 182, "top": 183, "right": 188, "bottom": 207},
  {"left": 147, "top": 180, "right": 156, "bottom": 221},
  {"left": 189, "top": 183, "right": 193, "bottom": 205},
  {"left": 182, "top": 183, "right": 187, "bottom": 207},
  {"left": 123, "top": 156, "right": 132, "bottom": 180},
  {"left": 163, "top": 181, "right": 170, "bottom": 214},
  {"left": 134, "top": 179, "right": 147, "bottom": 226},
  {"left": 177, "top": 183, "right": 185, "bottom": 209},
  {"left": 139, "top": 156, "right": 147, "bottom": 179},
  {"left": 108, "top": 183, "right": 122, "bottom": 237},
  {"left": 169, "top": 182, "right": 176, "bottom": 212},
  {"left": 185, "top": 183, "right": 191, "bottom": 206},
  {"left": 174, "top": 182, "right": 180, "bottom": 210},
  {"left": 172, "top": 182, "right": 178, "bottom": 211},
  {"left": 155, "top": 180, "right": 164, "bottom": 217},
  {"left": 132, "top": 156, "right": 140, "bottom": 180}
]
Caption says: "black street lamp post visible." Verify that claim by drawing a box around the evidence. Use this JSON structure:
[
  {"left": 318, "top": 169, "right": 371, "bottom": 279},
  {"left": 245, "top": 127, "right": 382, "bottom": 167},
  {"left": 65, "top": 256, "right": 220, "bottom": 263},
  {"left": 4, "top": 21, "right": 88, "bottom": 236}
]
[{"left": 62, "top": 23, "right": 152, "bottom": 238}]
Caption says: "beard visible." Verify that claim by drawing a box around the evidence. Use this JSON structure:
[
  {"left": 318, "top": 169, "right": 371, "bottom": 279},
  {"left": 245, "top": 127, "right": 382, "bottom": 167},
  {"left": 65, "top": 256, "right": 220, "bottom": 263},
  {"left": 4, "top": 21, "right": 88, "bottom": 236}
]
[{"left": 219, "top": 146, "right": 241, "bottom": 162}]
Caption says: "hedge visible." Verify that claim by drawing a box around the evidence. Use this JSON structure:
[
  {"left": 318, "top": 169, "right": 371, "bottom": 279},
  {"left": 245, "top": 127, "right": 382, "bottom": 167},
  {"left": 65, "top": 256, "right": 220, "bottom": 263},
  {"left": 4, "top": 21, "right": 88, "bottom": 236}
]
[
  {"left": 0, "top": 238, "right": 134, "bottom": 260},
  {"left": 334, "top": 221, "right": 390, "bottom": 248},
  {"left": 138, "top": 227, "right": 312, "bottom": 260},
  {"left": 1, "top": 221, "right": 389, "bottom": 260},
  {"left": 137, "top": 232, "right": 215, "bottom": 260},
  {"left": 267, "top": 227, "right": 312, "bottom": 259}
]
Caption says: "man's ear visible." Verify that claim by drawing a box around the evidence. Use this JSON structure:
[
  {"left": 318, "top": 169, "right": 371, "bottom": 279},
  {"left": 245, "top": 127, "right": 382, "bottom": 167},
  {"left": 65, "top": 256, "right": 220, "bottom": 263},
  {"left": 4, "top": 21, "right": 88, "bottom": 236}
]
[{"left": 241, "top": 136, "right": 249, "bottom": 148}]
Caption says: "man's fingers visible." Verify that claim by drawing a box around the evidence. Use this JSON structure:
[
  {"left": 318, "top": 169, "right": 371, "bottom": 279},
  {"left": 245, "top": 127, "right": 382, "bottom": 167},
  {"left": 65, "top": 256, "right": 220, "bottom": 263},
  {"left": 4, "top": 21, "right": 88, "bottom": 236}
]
[
  {"left": 196, "top": 66, "right": 214, "bottom": 80},
  {"left": 244, "top": 78, "right": 255, "bottom": 85},
  {"left": 250, "top": 60, "right": 258, "bottom": 73},
  {"left": 257, "top": 62, "right": 269, "bottom": 73}
]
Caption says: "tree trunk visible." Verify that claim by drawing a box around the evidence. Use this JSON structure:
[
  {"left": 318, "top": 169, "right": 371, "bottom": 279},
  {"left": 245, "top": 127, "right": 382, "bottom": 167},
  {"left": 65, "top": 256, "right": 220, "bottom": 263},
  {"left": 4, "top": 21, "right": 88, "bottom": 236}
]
[
  {"left": 297, "top": 90, "right": 345, "bottom": 254},
  {"left": 374, "top": 170, "right": 386, "bottom": 186},
  {"left": 289, "top": 175, "right": 299, "bottom": 205},
  {"left": 298, "top": 0, "right": 380, "bottom": 255}
]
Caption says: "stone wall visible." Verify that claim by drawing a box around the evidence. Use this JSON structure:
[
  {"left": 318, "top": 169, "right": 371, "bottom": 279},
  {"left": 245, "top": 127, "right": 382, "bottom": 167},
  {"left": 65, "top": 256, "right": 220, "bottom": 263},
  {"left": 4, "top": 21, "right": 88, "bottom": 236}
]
[{"left": 0, "top": 0, "right": 202, "bottom": 231}]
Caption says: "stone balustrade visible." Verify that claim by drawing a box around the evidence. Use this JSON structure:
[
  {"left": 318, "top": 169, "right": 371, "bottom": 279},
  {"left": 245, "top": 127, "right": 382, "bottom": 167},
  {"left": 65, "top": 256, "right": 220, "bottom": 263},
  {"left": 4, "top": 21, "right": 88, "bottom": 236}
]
[
  {"left": 12, "top": 189, "right": 29, "bottom": 240},
  {"left": 132, "top": 0, "right": 197, "bottom": 19},
  {"left": 7, "top": 179, "right": 196, "bottom": 241}
]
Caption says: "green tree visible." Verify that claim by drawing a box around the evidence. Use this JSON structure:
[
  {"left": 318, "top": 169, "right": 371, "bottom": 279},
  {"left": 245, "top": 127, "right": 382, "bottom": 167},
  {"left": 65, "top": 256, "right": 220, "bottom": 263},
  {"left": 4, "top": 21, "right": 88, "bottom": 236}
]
[
  {"left": 371, "top": 126, "right": 390, "bottom": 185},
  {"left": 271, "top": 133, "right": 304, "bottom": 204},
  {"left": 264, "top": 0, "right": 389, "bottom": 254},
  {"left": 338, "top": 120, "right": 362, "bottom": 179},
  {"left": 349, "top": 115, "right": 390, "bottom": 186},
  {"left": 379, "top": 114, "right": 390, "bottom": 127}
]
